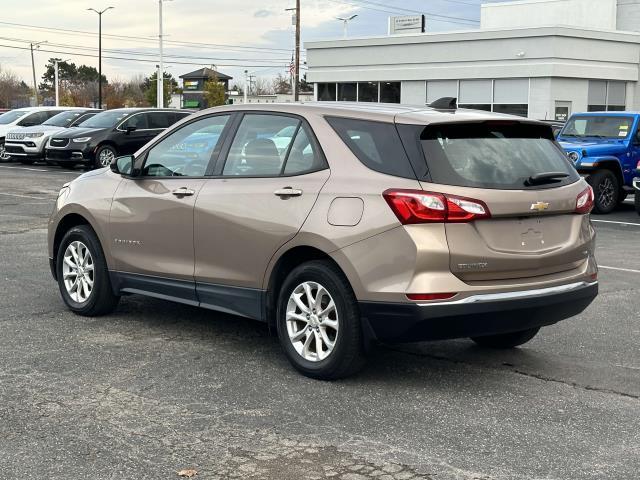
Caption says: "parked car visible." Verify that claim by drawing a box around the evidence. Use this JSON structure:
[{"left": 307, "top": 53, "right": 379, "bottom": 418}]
[
  {"left": 48, "top": 102, "right": 598, "bottom": 379},
  {"left": 5, "top": 109, "right": 101, "bottom": 164},
  {"left": 0, "top": 107, "right": 78, "bottom": 161},
  {"left": 538, "top": 119, "right": 565, "bottom": 139},
  {"left": 557, "top": 112, "right": 640, "bottom": 213},
  {"left": 45, "top": 108, "right": 192, "bottom": 169}
]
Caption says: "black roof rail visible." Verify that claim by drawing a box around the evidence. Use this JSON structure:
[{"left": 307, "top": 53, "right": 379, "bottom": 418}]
[{"left": 429, "top": 97, "right": 457, "bottom": 110}]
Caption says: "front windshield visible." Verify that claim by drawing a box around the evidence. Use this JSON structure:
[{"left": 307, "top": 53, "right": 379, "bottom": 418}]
[
  {"left": 561, "top": 116, "right": 634, "bottom": 139},
  {"left": 0, "top": 110, "right": 28, "bottom": 125},
  {"left": 77, "top": 110, "right": 130, "bottom": 128},
  {"left": 43, "top": 111, "right": 83, "bottom": 127}
]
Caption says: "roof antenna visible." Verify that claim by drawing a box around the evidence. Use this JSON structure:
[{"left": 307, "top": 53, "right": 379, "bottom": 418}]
[{"left": 429, "top": 97, "right": 457, "bottom": 110}]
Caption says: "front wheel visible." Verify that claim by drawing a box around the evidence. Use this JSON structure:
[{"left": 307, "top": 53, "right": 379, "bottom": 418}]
[
  {"left": 95, "top": 144, "right": 117, "bottom": 168},
  {"left": 0, "top": 140, "right": 9, "bottom": 162},
  {"left": 276, "top": 260, "right": 366, "bottom": 380},
  {"left": 471, "top": 327, "right": 540, "bottom": 349},
  {"left": 56, "top": 225, "right": 120, "bottom": 316},
  {"left": 587, "top": 170, "right": 619, "bottom": 214}
]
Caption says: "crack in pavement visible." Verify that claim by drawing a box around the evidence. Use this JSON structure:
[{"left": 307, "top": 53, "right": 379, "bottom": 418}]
[{"left": 383, "top": 346, "right": 639, "bottom": 401}]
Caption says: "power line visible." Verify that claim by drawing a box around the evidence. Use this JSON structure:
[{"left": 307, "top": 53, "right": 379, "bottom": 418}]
[
  {"left": 0, "top": 20, "right": 295, "bottom": 54},
  {"left": 353, "top": 0, "right": 479, "bottom": 23},
  {"left": 0, "top": 43, "right": 294, "bottom": 68}
]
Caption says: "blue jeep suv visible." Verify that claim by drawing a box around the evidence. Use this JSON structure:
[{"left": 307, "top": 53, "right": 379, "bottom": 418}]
[{"left": 557, "top": 112, "right": 640, "bottom": 213}]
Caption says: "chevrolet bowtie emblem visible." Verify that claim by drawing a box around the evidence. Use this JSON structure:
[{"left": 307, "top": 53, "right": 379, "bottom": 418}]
[{"left": 530, "top": 201, "right": 550, "bottom": 212}]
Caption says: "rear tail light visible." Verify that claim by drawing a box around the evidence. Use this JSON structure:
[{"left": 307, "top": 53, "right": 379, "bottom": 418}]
[
  {"left": 636, "top": 160, "right": 640, "bottom": 170},
  {"left": 406, "top": 292, "right": 457, "bottom": 301},
  {"left": 383, "top": 189, "right": 491, "bottom": 224},
  {"left": 575, "top": 186, "right": 594, "bottom": 214}
]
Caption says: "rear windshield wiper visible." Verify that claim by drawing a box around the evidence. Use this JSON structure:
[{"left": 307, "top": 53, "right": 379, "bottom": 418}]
[{"left": 525, "top": 172, "right": 570, "bottom": 186}]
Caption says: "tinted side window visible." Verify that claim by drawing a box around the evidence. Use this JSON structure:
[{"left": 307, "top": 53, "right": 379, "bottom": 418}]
[
  {"left": 121, "top": 114, "right": 148, "bottom": 130},
  {"left": 326, "top": 117, "right": 416, "bottom": 179},
  {"left": 148, "top": 112, "right": 172, "bottom": 129},
  {"left": 143, "top": 115, "right": 230, "bottom": 177},
  {"left": 223, "top": 114, "right": 300, "bottom": 177},
  {"left": 72, "top": 113, "right": 96, "bottom": 126},
  {"left": 171, "top": 112, "right": 191, "bottom": 125}
]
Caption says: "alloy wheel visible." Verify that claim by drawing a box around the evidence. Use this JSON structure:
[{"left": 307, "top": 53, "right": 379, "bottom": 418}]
[
  {"left": 597, "top": 177, "right": 615, "bottom": 210},
  {"left": 286, "top": 281, "right": 339, "bottom": 362},
  {"left": 99, "top": 148, "right": 115, "bottom": 167},
  {"left": 62, "top": 241, "right": 95, "bottom": 303},
  {"left": 0, "top": 142, "right": 9, "bottom": 161}
]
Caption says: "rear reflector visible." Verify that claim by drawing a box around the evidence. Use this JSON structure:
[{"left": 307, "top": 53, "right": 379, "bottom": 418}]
[
  {"left": 406, "top": 292, "right": 457, "bottom": 301},
  {"left": 575, "top": 186, "right": 594, "bottom": 214},
  {"left": 383, "top": 189, "right": 491, "bottom": 224}
]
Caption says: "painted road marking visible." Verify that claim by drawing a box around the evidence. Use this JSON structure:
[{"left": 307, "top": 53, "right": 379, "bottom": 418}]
[
  {"left": 592, "top": 219, "right": 640, "bottom": 227},
  {"left": 0, "top": 164, "right": 79, "bottom": 174},
  {"left": 600, "top": 265, "right": 640, "bottom": 274},
  {"left": 0, "top": 192, "right": 51, "bottom": 200}
]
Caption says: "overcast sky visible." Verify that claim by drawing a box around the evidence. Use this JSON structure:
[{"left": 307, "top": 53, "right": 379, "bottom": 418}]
[{"left": 0, "top": 0, "right": 508, "bottom": 87}]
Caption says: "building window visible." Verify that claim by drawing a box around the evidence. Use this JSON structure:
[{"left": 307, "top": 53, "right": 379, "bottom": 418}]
[
  {"left": 588, "top": 80, "right": 626, "bottom": 111},
  {"left": 380, "top": 82, "right": 401, "bottom": 103},
  {"left": 426, "top": 80, "right": 458, "bottom": 104},
  {"left": 427, "top": 78, "right": 529, "bottom": 117},
  {"left": 358, "top": 82, "right": 378, "bottom": 102},
  {"left": 318, "top": 83, "right": 337, "bottom": 101},
  {"left": 317, "top": 82, "right": 401, "bottom": 104},
  {"left": 338, "top": 83, "right": 357, "bottom": 101}
]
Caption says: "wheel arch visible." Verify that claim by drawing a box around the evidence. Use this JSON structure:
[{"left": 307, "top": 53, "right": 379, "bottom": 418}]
[
  {"left": 589, "top": 159, "right": 624, "bottom": 188},
  {"left": 264, "top": 245, "right": 354, "bottom": 328}
]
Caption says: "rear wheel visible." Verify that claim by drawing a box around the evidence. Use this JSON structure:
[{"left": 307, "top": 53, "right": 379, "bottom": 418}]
[
  {"left": 95, "top": 144, "right": 117, "bottom": 168},
  {"left": 587, "top": 170, "right": 619, "bottom": 214},
  {"left": 56, "top": 225, "right": 120, "bottom": 316},
  {"left": 471, "top": 327, "right": 540, "bottom": 349},
  {"left": 276, "top": 260, "right": 366, "bottom": 380}
]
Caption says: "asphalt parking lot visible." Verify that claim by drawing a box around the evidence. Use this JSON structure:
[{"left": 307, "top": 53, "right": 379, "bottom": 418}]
[{"left": 0, "top": 163, "right": 638, "bottom": 480}]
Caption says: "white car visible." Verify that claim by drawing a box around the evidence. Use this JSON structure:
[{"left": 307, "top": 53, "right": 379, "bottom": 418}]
[
  {"left": 0, "top": 107, "right": 83, "bottom": 161},
  {"left": 4, "top": 109, "right": 100, "bottom": 164}
]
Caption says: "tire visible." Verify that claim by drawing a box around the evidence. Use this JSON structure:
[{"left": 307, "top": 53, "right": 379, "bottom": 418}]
[
  {"left": 56, "top": 225, "right": 120, "bottom": 316},
  {"left": 635, "top": 191, "right": 640, "bottom": 216},
  {"left": 471, "top": 327, "right": 540, "bottom": 349},
  {"left": 94, "top": 144, "right": 117, "bottom": 169},
  {"left": 587, "top": 170, "right": 619, "bottom": 214},
  {"left": 276, "top": 260, "right": 366, "bottom": 380},
  {"left": 0, "top": 140, "right": 9, "bottom": 162}
]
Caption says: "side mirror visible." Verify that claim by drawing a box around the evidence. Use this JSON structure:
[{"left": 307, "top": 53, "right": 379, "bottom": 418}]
[
  {"left": 125, "top": 125, "right": 137, "bottom": 135},
  {"left": 110, "top": 155, "right": 134, "bottom": 176}
]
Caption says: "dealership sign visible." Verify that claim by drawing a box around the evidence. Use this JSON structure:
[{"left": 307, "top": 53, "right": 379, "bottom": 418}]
[{"left": 389, "top": 15, "right": 426, "bottom": 35}]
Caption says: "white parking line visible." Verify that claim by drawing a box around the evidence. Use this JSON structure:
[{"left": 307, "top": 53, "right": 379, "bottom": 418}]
[
  {"left": 0, "top": 164, "right": 78, "bottom": 174},
  {"left": 600, "top": 265, "right": 640, "bottom": 274},
  {"left": 0, "top": 192, "right": 49, "bottom": 200},
  {"left": 592, "top": 219, "right": 640, "bottom": 227}
]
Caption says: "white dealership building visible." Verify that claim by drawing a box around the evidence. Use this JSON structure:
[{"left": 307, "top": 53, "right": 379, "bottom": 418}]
[{"left": 306, "top": 0, "right": 640, "bottom": 120}]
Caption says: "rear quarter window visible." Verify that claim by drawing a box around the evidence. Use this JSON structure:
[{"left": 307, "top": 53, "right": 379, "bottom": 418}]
[{"left": 326, "top": 116, "right": 416, "bottom": 179}]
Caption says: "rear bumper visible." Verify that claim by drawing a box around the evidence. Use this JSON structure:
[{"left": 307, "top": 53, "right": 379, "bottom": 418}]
[{"left": 359, "top": 281, "right": 598, "bottom": 343}]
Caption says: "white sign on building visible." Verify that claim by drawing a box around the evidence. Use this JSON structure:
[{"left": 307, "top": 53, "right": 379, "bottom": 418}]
[{"left": 388, "top": 15, "right": 425, "bottom": 35}]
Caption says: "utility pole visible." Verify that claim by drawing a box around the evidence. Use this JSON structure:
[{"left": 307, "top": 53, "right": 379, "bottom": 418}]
[
  {"left": 88, "top": 7, "right": 114, "bottom": 109},
  {"left": 158, "top": 0, "right": 164, "bottom": 108},
  {"left": 248, "top": 75, "right": 256, "bottom": 96},
  {"left": 29, "top": 41, "right": 46, "bottom": 106},
  {"left": 244, "top": 70, "right": 248, "bottom": 104},
  {"left": 286, "top": 1, "right": 301, "bottom": 101}
]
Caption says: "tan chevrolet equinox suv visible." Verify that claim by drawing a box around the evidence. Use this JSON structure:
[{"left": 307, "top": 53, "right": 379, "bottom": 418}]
[{"left": 48, "top": 100, "right": 598, "bottom": 379}]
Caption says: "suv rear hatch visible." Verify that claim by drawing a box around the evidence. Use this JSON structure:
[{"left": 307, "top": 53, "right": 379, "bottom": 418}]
[{"left": 395, "top": 119, "right": 594, "bottom": 283}]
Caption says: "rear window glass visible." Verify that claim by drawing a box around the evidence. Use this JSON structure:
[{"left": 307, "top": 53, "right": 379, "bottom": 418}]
[
  {"left": 399, "top": 122, "right": 579, "bottom": 190},
  {"left": 326, "top": 117, "right": 416, "bottom": 179}
]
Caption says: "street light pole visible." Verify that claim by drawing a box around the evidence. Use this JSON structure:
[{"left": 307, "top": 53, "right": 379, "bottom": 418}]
[
  {"left": 158, "top": 0, "right": 164, "bottom": 108},
  {"left": 54, "top": 60, "right": 59, "bottom": 106},
  {"left": 30, "top": 41, "right": 46, "bottom": 106},
  {"left": 336, "top": 15, "right": 358, "bottom": 39},
  {"left": 88, "top": 7, "right": 114, "bottom": 109},
  {"left": 286, "top": 1, "right": 301, "bottom": 102}
]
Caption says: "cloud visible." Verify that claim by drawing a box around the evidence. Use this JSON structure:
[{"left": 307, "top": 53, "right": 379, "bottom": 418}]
[{"left": 254, "top": 9, "right": 273, "bottom": 18}]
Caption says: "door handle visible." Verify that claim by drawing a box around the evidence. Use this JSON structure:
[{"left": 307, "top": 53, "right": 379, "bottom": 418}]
[
  {"left": 274, "top": 187, "right": 303, "bottom": 197},
  {"left": 172, "top": 187, "right": 196, "bottom": 197}
]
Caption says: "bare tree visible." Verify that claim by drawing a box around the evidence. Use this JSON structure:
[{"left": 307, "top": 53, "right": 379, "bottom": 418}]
[
  {"left": 272, "top": 73, "right": 292, "bottom": 94},
  {"left": 253, "top": 77, "right": 274, "bottom": 96},
  {"left": 0, "top": 66, "right": 29, "bottom": 108}
]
